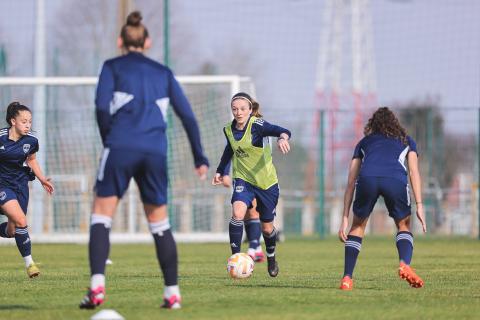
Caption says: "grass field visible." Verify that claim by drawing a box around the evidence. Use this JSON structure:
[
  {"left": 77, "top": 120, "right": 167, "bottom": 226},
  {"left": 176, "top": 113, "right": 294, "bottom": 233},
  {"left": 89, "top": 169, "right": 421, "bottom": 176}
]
[{"left": 0, "top": 237, "right": 479, "bottom": 320}]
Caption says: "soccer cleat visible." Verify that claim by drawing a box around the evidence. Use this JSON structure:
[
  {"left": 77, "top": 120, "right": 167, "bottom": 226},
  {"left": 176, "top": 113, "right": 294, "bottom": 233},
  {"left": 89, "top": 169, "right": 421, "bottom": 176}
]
[
  {"left": 398, "top": 262, "right": 424, "bottom": 288},
  {"left": 79, "top": 286, "right": 106, "bottom": 309},
  {"left": 267, "top": 256, "right": 279, "bottom": 277},
  {"left": 339, "top": 275, "right": 353, "bottom": 290},
  {"left": 26, "top": 263, "right": 40, "bottom": 278},
  {"left": 254, "top": 249, "right": 265, "bottom": 263},
  {"left": 161, "top": 295, "right": 181, "bottom": 309}
]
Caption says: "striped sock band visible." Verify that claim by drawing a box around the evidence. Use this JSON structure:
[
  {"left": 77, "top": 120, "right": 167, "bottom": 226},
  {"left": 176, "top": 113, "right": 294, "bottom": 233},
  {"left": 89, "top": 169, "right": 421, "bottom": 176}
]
[
  {"left": 396, "top": 231, "right": 414, "bottom": 265},
  {"left": 343, "top": 235, "right": 362, "bottom": 278}
]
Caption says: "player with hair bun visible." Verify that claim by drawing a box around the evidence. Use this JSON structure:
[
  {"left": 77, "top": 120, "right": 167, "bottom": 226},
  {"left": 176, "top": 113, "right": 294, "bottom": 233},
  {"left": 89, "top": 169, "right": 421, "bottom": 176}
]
[
  {"left": 338, "top": 107, "right": 426, "bottom": 290},
  {"left": 0, "top": 101, "right": 54, "bottom": 278},
  {"left": 212, "top": 92, "right": 291, "bottom": 277},
  {"left": 79, "top": 11, "right": 209, "bottom": 310}
]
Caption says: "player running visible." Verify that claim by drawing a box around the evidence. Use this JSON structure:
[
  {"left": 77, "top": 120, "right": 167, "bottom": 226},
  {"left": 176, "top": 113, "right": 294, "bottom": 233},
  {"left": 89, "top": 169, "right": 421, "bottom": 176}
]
[
  {"left": 79, "top": 11, "right": 209, "bottom": 310},
  {"left": 0, "top": 102, "right": 54, "bottom": 278},
  {"left": 338, "top": 107, "right": 426, "bottom": 290},
  {"left": 212, "top": 92, "right": 291, "bottom": 277}
]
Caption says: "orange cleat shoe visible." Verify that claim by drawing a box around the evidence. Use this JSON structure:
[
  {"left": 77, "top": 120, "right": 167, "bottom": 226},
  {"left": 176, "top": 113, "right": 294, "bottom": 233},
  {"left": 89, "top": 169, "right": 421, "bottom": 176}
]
[
  {"left": 339, "top": 276, "right": 353, "bottom": 290},
  {"left": 398, "top": 262, "right": 424, "bottom": 288}
]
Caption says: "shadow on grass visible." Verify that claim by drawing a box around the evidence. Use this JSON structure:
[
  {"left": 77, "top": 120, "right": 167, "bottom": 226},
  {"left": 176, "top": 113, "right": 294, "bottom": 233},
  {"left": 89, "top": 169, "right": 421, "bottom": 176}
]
[{"left": 0, "top": 304, "right": 34, "bottom": 310}]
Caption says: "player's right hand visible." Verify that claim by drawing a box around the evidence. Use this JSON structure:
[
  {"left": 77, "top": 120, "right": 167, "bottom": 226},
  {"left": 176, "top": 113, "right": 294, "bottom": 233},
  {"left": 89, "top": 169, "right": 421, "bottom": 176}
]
[
  {"left": 416, "top": 203, "right": 427, "bottom": 233},
  {"left": 211, "top": 173, "right": 224, "bottom": 186}
]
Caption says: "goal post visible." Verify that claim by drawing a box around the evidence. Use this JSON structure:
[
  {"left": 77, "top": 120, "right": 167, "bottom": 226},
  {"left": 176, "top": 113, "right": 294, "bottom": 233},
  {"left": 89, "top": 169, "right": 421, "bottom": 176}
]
[{"left": 0, "top": 75, "right": 255, "bottom": 243}]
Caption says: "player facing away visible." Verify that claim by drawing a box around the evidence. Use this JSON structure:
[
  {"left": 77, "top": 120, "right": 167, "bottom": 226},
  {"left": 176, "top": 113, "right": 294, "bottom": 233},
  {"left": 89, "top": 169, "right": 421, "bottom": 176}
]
[
  {"left": 79, "top": 11, "right": 209, "bottom": 310},
  {"left": 338, "top": 107, "right": 427, "bottom": 290},
  {"left": 0, "top": 102, "right": 54, "bottom": 278},
  {"left": 220, "top": 173, "right": 265, "bottom": 262},
  {"left": 212, "top": 92, "right": 291, "bottom": 277}
]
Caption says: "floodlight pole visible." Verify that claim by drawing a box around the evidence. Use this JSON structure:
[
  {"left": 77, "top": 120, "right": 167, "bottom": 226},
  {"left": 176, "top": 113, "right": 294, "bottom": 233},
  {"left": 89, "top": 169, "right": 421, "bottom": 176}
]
[{"left": 32, "top": 0, "right": 46, "bottom": 234}]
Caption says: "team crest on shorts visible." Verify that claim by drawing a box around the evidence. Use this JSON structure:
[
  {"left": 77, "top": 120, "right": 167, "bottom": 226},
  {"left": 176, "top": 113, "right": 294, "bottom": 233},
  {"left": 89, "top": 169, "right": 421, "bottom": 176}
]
[
  {"left": 23, "top": 144, "right": 31, "bottom": 153},
  {"left": 0, "top": 191, "right": 6, "bottom": 201},
  {"left": 235, "top": 185, "right": 244, "bottom": 193}
]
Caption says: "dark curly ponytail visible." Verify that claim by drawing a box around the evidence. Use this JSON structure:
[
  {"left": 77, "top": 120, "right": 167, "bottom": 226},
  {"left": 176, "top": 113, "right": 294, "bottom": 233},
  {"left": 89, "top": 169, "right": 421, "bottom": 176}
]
[{"left": 364, "top": 107, "right": 407, "bottom": 144}]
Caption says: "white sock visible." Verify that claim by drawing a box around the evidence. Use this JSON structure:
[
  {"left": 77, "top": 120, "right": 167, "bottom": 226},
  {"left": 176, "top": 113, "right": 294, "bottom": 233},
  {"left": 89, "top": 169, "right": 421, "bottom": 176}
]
[
  {"left": 91, "top": 274, "right": 105, "bottom": 289},
  {"left": 164, "top": 285, "right": 180, "bottom": 299},
  {"left": 23, "top": 255, "right": 34, "bottom": 267},
  {"left": 247, "top": 248, "right": 255, "bottom": 257},
  {"left": 255, "top": 246, "right": 263, "bottom": 253}
]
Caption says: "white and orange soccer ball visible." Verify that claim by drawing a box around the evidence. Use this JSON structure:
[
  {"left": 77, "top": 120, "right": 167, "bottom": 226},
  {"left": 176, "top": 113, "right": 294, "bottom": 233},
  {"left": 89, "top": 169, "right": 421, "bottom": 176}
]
[{"left": 226, "top": 253, "right": 255, "bottom": 279}]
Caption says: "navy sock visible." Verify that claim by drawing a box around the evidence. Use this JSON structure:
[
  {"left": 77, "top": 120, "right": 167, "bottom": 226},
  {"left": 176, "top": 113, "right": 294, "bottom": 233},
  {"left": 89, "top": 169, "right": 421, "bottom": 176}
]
[
  {"left": 263, "top": 228, "right": 277, "bottom": 257},
  {"left": 396, "top": 231, "right": 413, "bottom": 265},
  {"left": 229, "top": 218, "right": 244, "bottom": 254},
  {"left": 150, "top": 219, "right": 178, "bottom": 286},
  {"left": 14, "top": 226, "right": 31, "bottom": 257},
  {"left": 89, "top": 214, "right": 111, "bottom": 275},
  {"left": 344, "top": 235, "right": 362, "bottom": 278},
  {"left": 0, "top": 222, "right": 11, "bottom": 238},
  {"left": 245, "top": 219, "right": 261, "bottom": 249}
]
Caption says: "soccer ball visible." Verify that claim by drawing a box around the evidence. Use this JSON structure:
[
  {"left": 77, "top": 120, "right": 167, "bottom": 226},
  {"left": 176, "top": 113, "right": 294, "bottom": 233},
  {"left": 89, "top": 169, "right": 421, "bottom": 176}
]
[{"left": 227, "top": 252, "right": 254, "bottom": 279}]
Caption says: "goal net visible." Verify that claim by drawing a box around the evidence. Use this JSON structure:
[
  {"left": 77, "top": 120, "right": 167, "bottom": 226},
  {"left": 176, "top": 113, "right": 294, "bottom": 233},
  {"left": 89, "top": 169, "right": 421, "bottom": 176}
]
[{"left": 0, "top": 75, "right": 255, "bottom": 243}]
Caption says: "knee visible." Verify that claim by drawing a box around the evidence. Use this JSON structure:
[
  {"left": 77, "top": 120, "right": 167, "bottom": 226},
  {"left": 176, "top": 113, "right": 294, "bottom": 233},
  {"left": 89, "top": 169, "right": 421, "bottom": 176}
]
[
  {"left": 232, "top": 211, "right": 245, "bottom": 221},
  {"left": 261, "top": 223, "right": 273, "bottom": 235},
  {"left": 396, "top": 216, "right": 411, "bottom": 231},
  {"left": 13, "top": 216, "right": 27, "bottom": 228}
]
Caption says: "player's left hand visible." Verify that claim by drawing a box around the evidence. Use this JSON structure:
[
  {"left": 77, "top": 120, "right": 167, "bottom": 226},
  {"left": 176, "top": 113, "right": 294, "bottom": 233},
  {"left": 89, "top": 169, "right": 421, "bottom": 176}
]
[
  {"left": 195, "top": 164, "right": 208, "bottom": 180},
  {"left": 40, "top": 177, "right": 54, "bottom": 195},
  {"left": 221, "top": 175, "right": 232, "bottom": 188},
  {"left": 338, "top": 215, "right": 349, "bottom": 242},
  {"left": 277, "top": 137, "right": 290, "bottom": 154}
]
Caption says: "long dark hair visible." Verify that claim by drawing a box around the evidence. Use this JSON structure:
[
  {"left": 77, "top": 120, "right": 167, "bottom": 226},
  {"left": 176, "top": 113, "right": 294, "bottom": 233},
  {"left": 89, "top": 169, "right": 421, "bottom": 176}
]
[
  {"left": 231, "top": 92, "right": 262, "bottom": 118},
  {"left": 6, "top": 102, "right": 31, "bottom": 127},
  {"left": 120, "top": 11, "right": 149, "bottom": 49},
  {"left": 364, "top": 107, "right": 407, "bottom": 144}
]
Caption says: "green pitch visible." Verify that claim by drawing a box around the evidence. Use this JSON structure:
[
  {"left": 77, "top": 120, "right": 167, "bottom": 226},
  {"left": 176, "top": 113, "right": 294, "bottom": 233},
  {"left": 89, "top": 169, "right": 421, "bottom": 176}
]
[{"left": 0, "top": 237, "right": 479, "bottom": 320}]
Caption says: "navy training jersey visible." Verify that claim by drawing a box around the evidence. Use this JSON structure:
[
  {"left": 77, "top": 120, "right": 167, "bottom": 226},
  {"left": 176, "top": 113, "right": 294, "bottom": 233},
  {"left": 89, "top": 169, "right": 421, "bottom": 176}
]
[
  {"left": 216, "top": 116, "right": 291, "bottom": 174},
  {"left": 353, "top": 133, "right": 417, "bottom": 184},
  {"left": 95, "top": 52, "right": 208, "bottom": 167},
  {"left": 0, "top": 128, "right": 38, "bottom": 189}
]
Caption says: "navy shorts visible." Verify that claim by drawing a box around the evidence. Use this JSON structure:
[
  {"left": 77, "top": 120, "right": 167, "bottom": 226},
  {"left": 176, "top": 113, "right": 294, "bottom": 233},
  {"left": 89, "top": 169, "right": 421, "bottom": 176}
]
[
  {"left": 353, "top": 176, "right": 411, "bottom": 220},
  {"left": 95, "top": 148, "right": 168, "bottom": 205},
  {"left": 231, "top": 178, "right": 279, "bottom": 223},
  {"left": 0, "top": 184, "right": 29, "bottom": 215}
]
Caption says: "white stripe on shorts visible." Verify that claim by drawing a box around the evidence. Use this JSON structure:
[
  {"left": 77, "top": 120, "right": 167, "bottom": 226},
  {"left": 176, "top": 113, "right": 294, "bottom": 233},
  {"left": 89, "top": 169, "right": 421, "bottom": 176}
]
[{"left": 97, "top": 148, "right": 110, "bottom": 181}]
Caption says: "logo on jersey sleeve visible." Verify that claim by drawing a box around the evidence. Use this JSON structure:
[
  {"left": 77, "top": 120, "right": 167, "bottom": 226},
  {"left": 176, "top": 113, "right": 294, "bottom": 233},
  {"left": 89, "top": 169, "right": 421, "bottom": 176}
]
[
  {"left": 235, "top": 146, "right": 249, "bottom": 158},
  {"left": 23, "top": 144, "right": 30, "bottom": 153}
]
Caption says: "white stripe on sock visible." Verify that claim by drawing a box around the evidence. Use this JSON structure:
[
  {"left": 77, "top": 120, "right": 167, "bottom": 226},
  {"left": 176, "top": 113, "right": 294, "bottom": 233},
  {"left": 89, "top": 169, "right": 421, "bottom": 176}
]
[
  {"left": 91, "top": 214, "right": 112, "bottom": 228},
  {"left": 164, "top": 285, "right": 180, "bottom": 299},
  {"left": 345, "top": 241, "right": 362, "bottom": 251},
  {"left": 149, "top": 219, "right": 171, "bottom": 236},
  {"left": 229, "top": 218, "right": 244, "bottom": 226},
  {"left": 91, "top": 274, "right": 105, "bottom": 289},
  {"left": 23, "top": 255, "right": 33, "bottom": 267}
]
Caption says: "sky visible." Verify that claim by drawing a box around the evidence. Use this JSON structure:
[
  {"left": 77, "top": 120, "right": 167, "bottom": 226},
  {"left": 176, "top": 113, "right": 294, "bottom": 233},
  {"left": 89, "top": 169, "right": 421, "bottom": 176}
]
[{"left": 0, "top": 0, "right": 479, "bottom": 132}]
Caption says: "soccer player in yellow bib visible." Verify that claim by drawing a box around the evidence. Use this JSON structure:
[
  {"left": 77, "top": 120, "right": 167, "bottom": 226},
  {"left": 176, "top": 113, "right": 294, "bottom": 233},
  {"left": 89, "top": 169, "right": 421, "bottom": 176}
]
[{"left": 212, "top": 92, "right": 291, "bottom": 277}]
